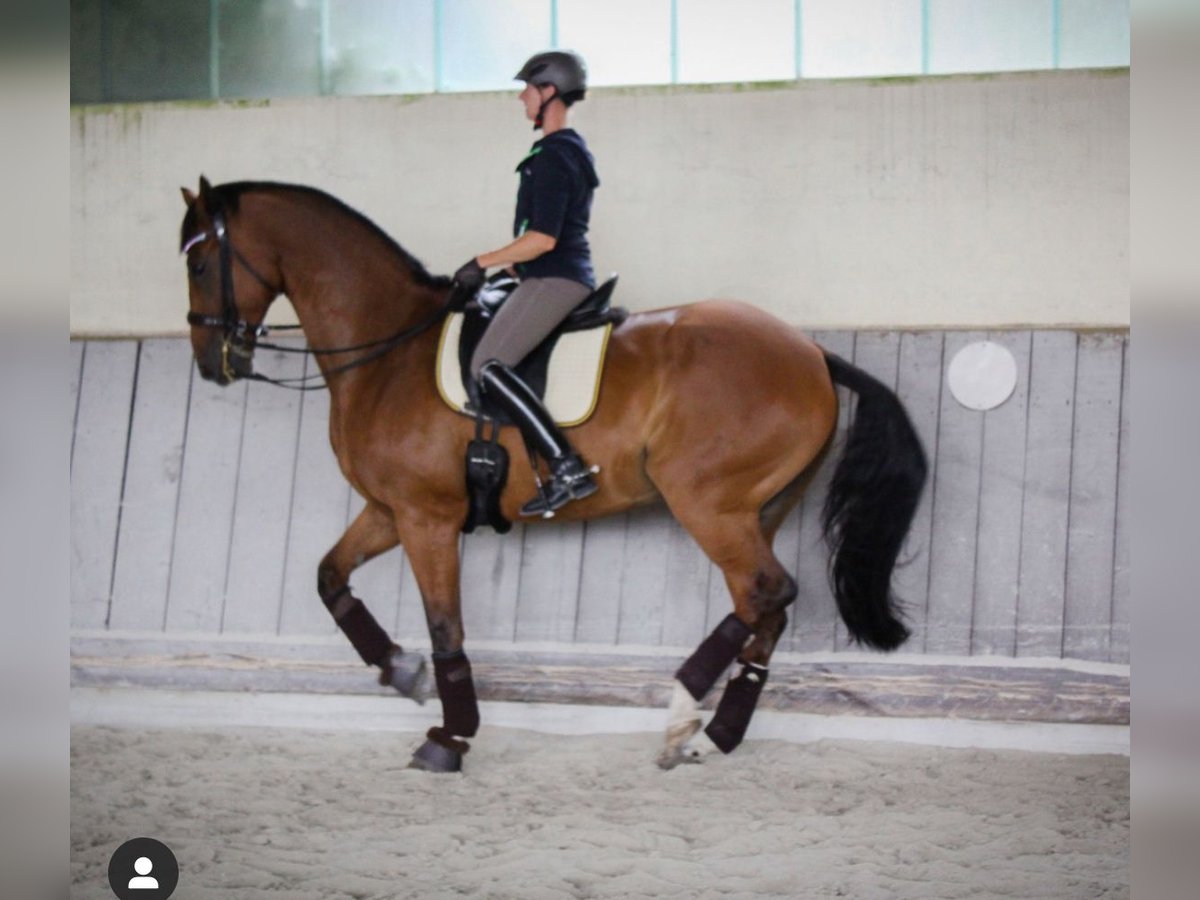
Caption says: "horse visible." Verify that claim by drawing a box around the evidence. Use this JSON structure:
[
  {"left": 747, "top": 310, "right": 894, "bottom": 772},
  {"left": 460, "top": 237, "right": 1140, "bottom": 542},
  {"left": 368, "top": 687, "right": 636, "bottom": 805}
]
[{"left": 178, "top": 177, "right": 928, "bottom": 772}]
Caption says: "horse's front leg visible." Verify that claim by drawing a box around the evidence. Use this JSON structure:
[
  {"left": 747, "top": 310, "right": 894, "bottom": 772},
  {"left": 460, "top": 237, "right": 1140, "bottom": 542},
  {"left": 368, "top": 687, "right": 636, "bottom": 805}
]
[
  {"left": 396, "top": 517, "right": 480, "bottom": 774},
  {"left": 317, "top": 502, "right": 428, "bottom": 701}
]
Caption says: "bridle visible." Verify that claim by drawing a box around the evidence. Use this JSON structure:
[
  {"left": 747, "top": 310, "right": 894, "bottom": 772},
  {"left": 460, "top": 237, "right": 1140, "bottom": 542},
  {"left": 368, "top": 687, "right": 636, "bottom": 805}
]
[
  {"left": 183, "top": 209, "right": 458, "bottom": 390},
  {"left": 184, "top": 209, "right": 281, "bottom": 383}
]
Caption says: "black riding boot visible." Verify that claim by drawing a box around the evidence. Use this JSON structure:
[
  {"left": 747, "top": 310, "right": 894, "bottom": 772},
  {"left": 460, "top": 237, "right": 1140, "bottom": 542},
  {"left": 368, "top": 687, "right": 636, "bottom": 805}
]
[{"left": 478, "top": 360, "right": 599, "bottom": 517}]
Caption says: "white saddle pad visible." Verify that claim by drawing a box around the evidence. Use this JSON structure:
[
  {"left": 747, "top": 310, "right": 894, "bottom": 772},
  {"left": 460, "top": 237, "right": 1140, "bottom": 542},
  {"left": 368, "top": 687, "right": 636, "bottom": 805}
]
[{"left": 435, "top": 313, "right": 614, "bottom": 427}]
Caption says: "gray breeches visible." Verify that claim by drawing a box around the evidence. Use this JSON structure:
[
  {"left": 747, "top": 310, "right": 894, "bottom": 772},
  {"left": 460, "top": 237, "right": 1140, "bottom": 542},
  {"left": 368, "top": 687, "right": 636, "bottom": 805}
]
[{"left": 469, "top": 277, "right": 592, "bottom": 378}]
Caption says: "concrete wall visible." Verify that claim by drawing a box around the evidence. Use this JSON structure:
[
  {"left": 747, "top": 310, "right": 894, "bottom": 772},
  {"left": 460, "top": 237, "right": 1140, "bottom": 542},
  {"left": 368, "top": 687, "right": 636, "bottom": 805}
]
[{"left": 70, "top": 69, "right": 1128, "bottom": 336}]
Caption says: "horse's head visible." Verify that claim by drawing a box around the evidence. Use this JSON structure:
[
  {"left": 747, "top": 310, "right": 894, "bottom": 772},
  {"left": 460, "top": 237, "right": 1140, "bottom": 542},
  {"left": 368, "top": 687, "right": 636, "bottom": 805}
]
[{"left": 179, "top": 177, "right": 281, "bottom": 385}]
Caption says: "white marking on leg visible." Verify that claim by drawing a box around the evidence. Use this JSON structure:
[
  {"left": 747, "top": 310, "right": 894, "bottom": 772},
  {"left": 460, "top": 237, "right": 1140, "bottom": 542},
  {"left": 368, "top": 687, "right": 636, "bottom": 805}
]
[
  {"left": 667, "top": 680, "right": 701, "bottom": 729},
  {"left": 657, "top": 680, "right": 703, "bottom": 769},
  {"left": 681, "top": 730, "right": 720, "bottom": 762}
]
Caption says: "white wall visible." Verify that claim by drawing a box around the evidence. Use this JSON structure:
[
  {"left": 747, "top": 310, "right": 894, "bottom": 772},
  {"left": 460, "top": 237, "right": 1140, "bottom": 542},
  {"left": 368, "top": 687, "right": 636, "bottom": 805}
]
[{"left": 70, "top": 69, "right": 1127, "bottom": 336}]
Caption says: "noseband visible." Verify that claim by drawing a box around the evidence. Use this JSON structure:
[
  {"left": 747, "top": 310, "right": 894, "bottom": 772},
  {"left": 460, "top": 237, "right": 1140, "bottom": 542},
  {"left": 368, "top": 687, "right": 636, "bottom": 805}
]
[{"left": 184, "top": 210, "right": 281, "bottom": 382}]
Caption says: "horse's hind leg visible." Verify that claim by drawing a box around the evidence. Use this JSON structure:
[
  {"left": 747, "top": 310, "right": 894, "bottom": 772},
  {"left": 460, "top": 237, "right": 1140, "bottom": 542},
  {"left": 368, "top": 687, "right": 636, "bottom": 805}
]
[
  {"left": 658, "top": 513, "right": 797, "bottom": 769},
  {"left": 318, "top": 503, "right": 428, "bottom": 701}
]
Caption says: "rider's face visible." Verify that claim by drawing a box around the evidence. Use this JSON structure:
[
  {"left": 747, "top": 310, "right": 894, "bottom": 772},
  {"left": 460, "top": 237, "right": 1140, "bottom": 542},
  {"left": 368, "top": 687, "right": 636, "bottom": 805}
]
[{"left": 520, "top": 82, "right": 553, "bottom": 121}]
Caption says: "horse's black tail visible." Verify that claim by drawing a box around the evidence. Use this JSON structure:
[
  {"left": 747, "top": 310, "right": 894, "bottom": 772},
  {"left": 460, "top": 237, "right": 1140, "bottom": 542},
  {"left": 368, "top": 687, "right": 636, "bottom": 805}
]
[{"left": 820, "top": 352, "right": 928, "bottom": 651}]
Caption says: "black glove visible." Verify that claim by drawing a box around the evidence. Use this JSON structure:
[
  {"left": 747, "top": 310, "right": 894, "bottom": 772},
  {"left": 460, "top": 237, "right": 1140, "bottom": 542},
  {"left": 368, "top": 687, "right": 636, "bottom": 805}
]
[{"left": 453, "top": 258, "right": 486, "bottom": 294}]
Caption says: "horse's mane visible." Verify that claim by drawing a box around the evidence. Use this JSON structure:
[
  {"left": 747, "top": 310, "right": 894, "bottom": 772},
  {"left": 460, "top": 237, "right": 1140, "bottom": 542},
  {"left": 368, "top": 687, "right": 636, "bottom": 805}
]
[{"left": 184, "top": 180, "right": 453, "bottom": 291}]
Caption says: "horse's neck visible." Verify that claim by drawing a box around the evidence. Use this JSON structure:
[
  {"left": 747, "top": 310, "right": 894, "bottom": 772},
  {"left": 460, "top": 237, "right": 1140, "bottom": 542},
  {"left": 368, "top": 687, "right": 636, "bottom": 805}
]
[
  {"left": 292, "top": 276, "right": 443, "bottom": 359},
  {"left": 278, "top": 236, "right": 447, "bottom": 407},
  {"left": 246, "top": 192, "right": 447, "bottom": 413},
  {"left": 321, "top": 284, "right": 441, "bottom": 391}
]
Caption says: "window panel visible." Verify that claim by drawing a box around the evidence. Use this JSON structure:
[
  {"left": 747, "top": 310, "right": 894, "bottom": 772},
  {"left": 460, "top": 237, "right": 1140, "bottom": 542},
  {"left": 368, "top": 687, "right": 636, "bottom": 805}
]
[
  {"left": 109, "top": 0, "right": 210, "bottom": 102},
  {"left": 440, "top": 0, "right": 550, "bottom": 93},
  {"left": 327, "top": 0, "right": 435, "bottom": 95},
  {"left": 676, "top": 0, "right": 794, "bottom": 84},
  {"left": 558, "top": 0, "right": 671, "bottom": 87},
  {"left": 71, "top": 0, "right": 1126, "bottom": 105},
  {"left": 70, "top": 0, "right": 105, "bottom": 104},
  {"left": 927, "top": 0, "right": 1054, "bottom": 75},
  {"left": 801, "top": 0, "right": 923, "bottom": 79},
  {"left": 218, "top": 0, "right": 322, "bottom": 100},
  {"left": 1059, "top": 0, "right": 1129, "bottom": 68}
]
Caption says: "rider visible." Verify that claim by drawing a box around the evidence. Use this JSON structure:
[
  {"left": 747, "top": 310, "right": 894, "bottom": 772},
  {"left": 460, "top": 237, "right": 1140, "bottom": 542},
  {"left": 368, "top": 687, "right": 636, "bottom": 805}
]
[{"left": 453, "top": 50, "right": 601, "bottom": 518}]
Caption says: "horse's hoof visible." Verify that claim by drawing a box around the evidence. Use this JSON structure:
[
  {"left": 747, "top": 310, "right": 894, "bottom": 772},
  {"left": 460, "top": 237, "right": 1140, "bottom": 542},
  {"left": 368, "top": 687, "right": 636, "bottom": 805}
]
[
  {"left": 407, "top": 739, "right": 463, "bottom": 773},
  {"left": 657, "top": 718, "right": 703, "bottom": 770},
  {"left": 382, "top": 649, "right": 429, "bottom": 704},
  {"left": 680, "top": 730, "right": 721, "bottom": 764}
]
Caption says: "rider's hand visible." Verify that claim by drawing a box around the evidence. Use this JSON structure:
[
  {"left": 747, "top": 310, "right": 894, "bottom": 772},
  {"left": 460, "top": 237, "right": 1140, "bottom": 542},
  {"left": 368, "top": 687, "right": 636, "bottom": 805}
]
[{"left": 453, "top": 258, "right": 486, "bottom": 294}]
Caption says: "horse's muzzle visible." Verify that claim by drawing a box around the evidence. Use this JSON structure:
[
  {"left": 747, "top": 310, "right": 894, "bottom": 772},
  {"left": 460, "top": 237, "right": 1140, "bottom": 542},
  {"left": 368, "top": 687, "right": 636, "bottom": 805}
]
[{"left": 195, "top": 336, "right": 254, "bottom": 385}]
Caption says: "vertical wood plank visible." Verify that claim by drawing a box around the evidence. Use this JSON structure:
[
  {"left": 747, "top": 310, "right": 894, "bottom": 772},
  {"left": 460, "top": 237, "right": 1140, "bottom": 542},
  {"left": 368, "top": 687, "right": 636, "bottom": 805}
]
[
  {"left": 515, "top": 521, "right": 585, "bottom": 643},
  {"left": 278, "top": 365, "right": 349, "bottom": 637},
  {"left": 460, "top": 527, "right": 523, "bottom": 642},
  {"left": 393, "top": 546, "right": 427, "bottom": 645},
  {"left": 970, "top": 331, "right": 1032, "bottom": 656},
  {"left": 617, "top": 505, "right": 673, "bottom": 646},
  {"left": 790, "top": 331, "right": 853, "bottom": 652},
  {"left": 1016, "top": 332, "right": 1077, "bottom": 658},
  {"left": 1109, "top": 337, "right": 1130, "bottom": 663},
  {"left": 851, "top": 332, "right": 900, "bottom": 386},
  {"left": 703, "top": 551, "right": 732, "bottom": 638},
  {"left": 574, "top": 514, "right": 628, "bottom": 644},
  {"left": 108, "top": 339, "right": 194, "bottom": 631},
  {"left": 1064, "top": 333, "right": 1123, "bottom": 661},
  {"left": 165, "top": 370, "right": 247, "bottom": 633},
  {"left": 892, "top": 331, "right": 944, "bottom": 652},
  {"left": 658, "top": 517, "right": 713, "bottom": 649},
  {"left": 221, "top": 344, "right": 305, "bottom": 635},
  {"left": 71, "top": 340, "right": 139, "bottom": 630},
  {"left": 69, "top": 341, "right": 84, "bottom": 469},
  {"left": 924, "top": 331, "right": 987, "bottom": 656},
  {"left": 339, "top": 488, "right": 406, "bottom": 645}
]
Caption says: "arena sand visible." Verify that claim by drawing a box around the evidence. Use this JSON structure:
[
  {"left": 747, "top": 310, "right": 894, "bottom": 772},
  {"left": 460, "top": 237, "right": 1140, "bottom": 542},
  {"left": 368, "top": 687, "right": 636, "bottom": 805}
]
[{"left": 70, "top": 722, "right": 1127, "bottom": 899}]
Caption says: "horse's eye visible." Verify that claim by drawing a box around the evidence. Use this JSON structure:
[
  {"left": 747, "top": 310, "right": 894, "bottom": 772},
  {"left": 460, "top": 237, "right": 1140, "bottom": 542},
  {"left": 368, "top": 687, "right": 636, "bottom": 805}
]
[{"left": 189, "top": 260, "right": 207, "bottom": 278}]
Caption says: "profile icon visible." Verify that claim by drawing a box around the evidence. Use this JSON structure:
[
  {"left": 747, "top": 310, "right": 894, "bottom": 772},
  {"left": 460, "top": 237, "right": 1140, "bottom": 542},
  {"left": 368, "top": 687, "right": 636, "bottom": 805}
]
[
  {"left": 128, "top": 856, "right": 158, "bottom": 889},
  {"left": 107, "top": 837, "right": 178, "bottom": 899}
]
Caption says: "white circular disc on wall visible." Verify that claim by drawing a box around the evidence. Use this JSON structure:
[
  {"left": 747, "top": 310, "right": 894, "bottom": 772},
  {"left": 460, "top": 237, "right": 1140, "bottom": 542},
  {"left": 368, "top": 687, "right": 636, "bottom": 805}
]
[{"left": 947, "top": 341, "right": 1018, "bottom": 411}]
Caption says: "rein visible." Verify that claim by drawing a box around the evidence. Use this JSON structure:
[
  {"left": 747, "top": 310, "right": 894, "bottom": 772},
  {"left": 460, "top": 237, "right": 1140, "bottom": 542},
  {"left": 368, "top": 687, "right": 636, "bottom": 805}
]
[{"left": 184, "top": 211, "right": 458, "bottom": 390}]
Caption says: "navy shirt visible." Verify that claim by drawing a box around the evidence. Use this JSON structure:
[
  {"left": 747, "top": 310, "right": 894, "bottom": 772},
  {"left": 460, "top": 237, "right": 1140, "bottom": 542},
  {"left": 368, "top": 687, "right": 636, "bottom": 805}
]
[{"left": 512, "top": 129, "right": 599, "bottom": 288}]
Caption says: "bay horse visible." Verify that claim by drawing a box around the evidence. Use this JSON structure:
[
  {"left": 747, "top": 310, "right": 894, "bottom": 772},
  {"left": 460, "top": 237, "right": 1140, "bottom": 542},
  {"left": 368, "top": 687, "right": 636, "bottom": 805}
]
[{"left": 179, "top": 177, "right": 927, "bottom": 772}]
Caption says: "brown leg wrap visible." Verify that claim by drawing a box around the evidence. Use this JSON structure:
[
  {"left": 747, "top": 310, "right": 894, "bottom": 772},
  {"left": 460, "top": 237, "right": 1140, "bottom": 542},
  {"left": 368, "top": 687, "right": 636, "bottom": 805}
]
[
  {"left": 433, "top": 649, "right": 481, "bottom": 738},
  {"left": 705, "top": 662, "right": 769, "bottom": 754},
  {"left": 675, "top": 613, "right": 753, "bottom": 702},
  {"left": 322, "top": 586, "right": 393, "bottom": 667}
]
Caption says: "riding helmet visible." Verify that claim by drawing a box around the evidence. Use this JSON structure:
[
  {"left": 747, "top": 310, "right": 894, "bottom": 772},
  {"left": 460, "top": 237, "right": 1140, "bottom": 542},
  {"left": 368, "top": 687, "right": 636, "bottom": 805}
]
[{"left": 515, "top": 50, "right": 588, "bottom": 103}]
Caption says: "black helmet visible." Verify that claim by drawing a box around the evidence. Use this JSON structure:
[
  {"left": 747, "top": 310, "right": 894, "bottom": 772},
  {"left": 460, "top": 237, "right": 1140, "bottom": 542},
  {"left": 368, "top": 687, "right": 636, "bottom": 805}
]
[{"left": 515, "top": 50, "right": 588, "bottom": 103}]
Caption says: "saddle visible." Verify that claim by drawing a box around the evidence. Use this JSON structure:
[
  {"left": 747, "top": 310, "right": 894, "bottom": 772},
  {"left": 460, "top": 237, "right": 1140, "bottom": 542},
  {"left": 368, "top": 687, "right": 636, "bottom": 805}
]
[
  {"left": 449, "top": 274, "right": 627, "bottom": 534},
  {"left": 453, "top": 273, "right": 626, "bottom": 425}
]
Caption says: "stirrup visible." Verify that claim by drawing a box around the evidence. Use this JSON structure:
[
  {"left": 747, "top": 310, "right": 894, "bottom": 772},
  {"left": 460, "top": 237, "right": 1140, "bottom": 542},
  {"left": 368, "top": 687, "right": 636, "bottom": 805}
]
[{"left": 520, "top": 461, "right": 600, "bottom": 519}]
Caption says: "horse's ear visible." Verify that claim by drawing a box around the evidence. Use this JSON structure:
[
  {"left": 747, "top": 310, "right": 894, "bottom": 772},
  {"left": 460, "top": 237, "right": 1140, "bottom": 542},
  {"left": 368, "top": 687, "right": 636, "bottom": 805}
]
[
  {"left": 198, "top": 176, "right": 217, "bottom": 210},
  {"left": 181, "top": 186, "right": 197, "bottom": 207}
]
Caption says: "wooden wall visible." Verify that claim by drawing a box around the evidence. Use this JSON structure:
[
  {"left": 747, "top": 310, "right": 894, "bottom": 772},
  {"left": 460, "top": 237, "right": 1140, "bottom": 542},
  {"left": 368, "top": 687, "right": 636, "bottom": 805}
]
[{"left": 70, "top": 330, "right": 1129, "bottom": 669}]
